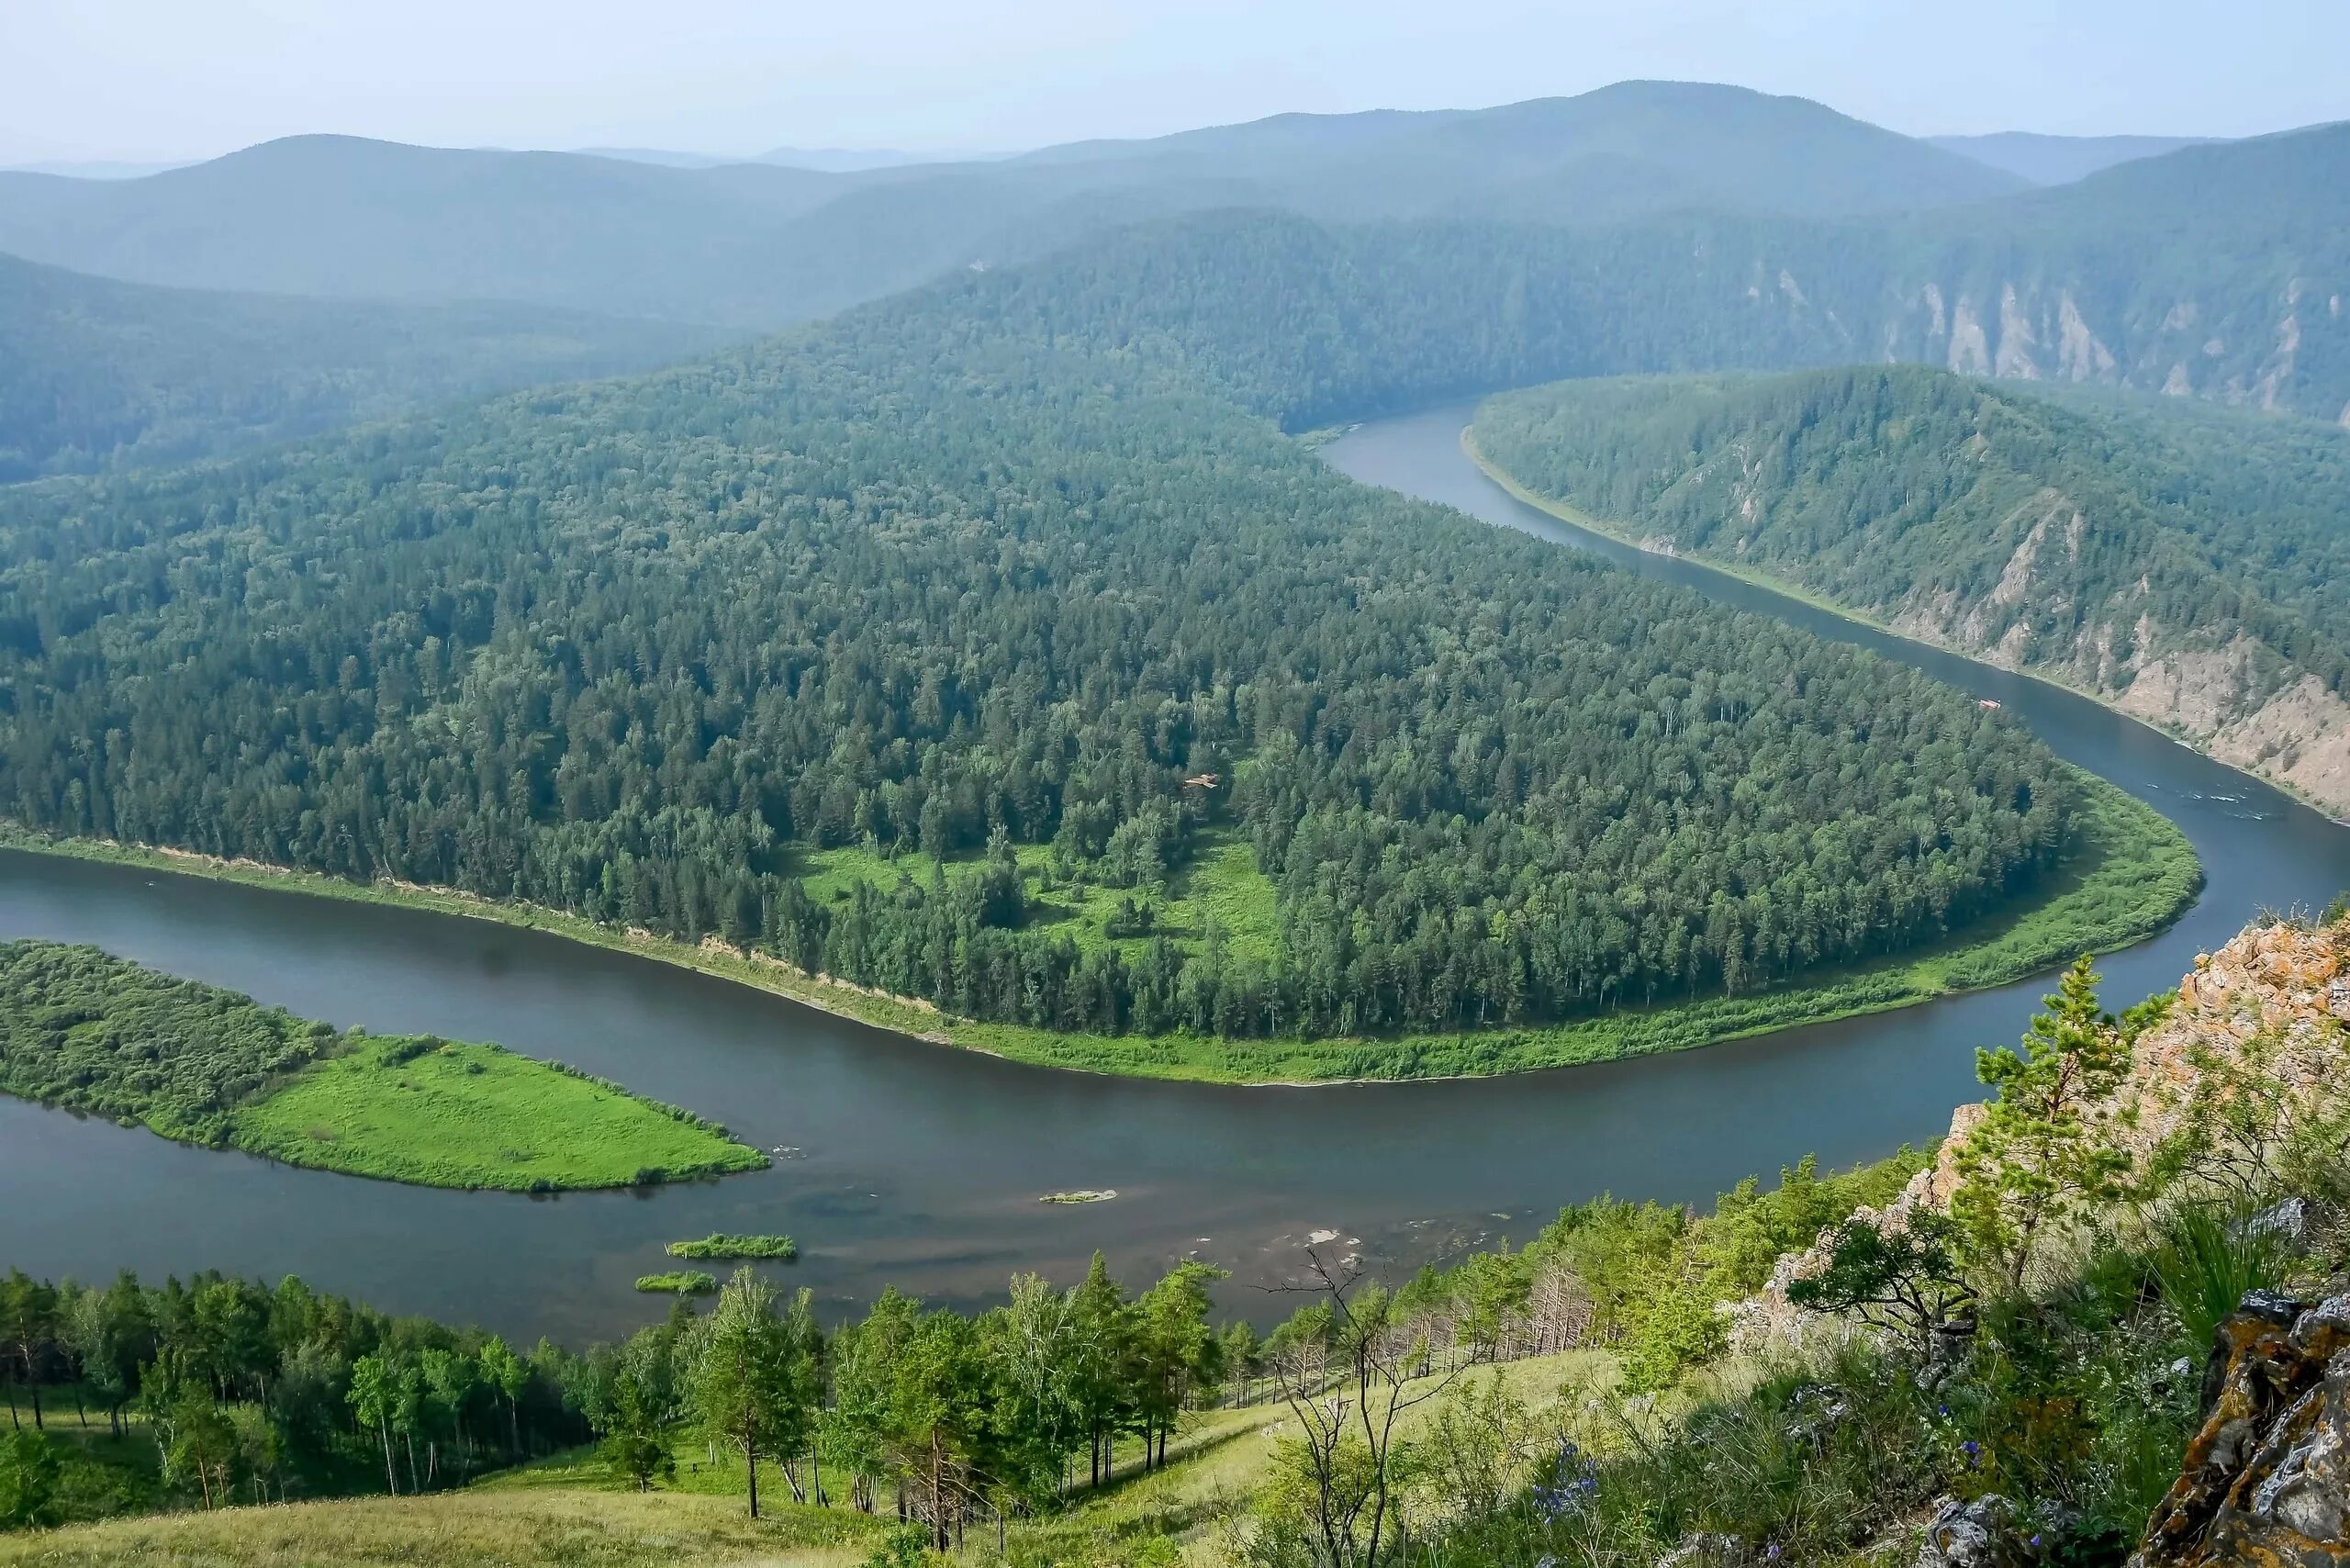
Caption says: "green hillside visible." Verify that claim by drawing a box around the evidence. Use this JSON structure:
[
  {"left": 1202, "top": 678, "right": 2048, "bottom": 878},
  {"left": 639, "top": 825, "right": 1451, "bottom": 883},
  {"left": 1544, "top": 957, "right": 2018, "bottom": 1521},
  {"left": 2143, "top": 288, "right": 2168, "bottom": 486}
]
[
  {"left": 0, "top": 252, "right": 731, "bottom": 480},
  {"left": 1471, "top": 366, "right": 2350, "bottom": 813}
]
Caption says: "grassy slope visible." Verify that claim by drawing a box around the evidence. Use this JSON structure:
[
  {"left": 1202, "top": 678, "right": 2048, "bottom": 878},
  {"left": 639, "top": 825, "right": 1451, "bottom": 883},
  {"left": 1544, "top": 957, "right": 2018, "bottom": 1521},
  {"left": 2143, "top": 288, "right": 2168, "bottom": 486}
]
[
  {"left": 230, "top": 1036, "right": 767, "bottom": 1191},
  {"left": 0, "top": 1350, "right": 1617, "bottom": 1566},
  {"left": 0, "top": 1489, "right": 882, "bottom": 1568},
  {"left": 2, "top": 769, "right": 2195, "bottom": 1085}
]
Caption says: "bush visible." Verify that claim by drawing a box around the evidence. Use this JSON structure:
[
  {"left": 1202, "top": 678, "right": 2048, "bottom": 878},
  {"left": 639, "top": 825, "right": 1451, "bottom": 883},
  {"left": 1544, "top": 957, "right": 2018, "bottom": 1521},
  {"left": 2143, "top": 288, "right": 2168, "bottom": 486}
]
[{"left": 0, "top": 1429, "right": 61, "bottom": 1529}]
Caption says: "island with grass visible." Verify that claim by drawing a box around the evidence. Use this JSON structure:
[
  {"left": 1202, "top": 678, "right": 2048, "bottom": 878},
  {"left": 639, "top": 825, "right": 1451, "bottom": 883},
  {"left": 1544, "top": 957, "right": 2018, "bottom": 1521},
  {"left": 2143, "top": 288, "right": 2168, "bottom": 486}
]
[
  {"left": 665, "top": 1234, "right": 798, "bottom": 1260},
  {"left": 0, "top": 940, "right": 768, "bottom": 1190},
  {"left": 632, "top": 1271, "right": 720, "bottom": 1295}
]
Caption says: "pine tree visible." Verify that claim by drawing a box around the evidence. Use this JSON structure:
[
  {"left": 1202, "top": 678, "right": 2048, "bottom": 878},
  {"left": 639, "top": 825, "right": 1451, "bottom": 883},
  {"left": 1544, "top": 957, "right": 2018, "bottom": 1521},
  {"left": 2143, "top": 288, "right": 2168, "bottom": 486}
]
[{"left": 1951, "top": 956, "right": 2137, "bottom": 1288}]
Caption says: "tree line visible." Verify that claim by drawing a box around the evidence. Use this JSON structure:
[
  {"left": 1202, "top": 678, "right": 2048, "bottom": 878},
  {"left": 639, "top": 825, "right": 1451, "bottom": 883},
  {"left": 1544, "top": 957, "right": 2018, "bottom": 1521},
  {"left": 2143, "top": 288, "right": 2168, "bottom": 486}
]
[{"left": 0, "top": 1141, "right": 1919, "bottom": 1540}]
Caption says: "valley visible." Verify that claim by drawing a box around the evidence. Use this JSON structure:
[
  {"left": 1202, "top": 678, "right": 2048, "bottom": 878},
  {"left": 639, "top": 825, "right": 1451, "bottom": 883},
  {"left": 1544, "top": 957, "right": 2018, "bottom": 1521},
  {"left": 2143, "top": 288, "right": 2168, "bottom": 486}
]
[
  {"left": 0, "top": 405, "right": 2337, "bottom": 1348},
  {"left": 3, "top": 38, "right": 2348, "bottom": 1563}
]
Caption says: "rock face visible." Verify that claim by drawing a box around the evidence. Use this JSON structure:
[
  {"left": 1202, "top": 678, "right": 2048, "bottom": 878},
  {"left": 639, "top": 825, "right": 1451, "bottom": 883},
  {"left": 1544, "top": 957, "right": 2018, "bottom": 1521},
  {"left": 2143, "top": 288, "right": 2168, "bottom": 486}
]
[{"left": 2135, "top": 1293, "right": 2350, "bottom": 1565}]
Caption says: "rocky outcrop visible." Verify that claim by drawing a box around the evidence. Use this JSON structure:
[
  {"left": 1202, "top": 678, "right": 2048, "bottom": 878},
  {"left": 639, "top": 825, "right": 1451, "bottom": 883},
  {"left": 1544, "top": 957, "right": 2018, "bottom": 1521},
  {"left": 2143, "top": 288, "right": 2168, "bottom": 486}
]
[
  {"left": 2135, "top": 1292, "right": 2350, "bottom": 1566},
  {"left": 1734, "top": 916, "right": 2349, "bottom": 1355}
]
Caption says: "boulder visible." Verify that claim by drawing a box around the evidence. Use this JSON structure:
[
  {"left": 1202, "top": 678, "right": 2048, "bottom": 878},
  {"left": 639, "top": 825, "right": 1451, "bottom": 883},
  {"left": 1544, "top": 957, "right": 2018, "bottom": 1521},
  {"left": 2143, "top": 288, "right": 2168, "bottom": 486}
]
[
  {"left": 2136, "top": 1292, "right": 2350, "bottom": 1565},
  {"left": 1918, "top": 1495, "right": 2029, "bottom": 1568}
]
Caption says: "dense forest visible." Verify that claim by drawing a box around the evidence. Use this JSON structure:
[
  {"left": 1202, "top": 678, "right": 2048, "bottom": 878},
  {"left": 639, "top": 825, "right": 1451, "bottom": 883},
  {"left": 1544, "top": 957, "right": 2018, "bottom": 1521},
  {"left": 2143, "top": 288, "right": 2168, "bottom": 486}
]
[
  {"left": 0, "top": 252, "right": 730, "bottom": 481},
  {"left": 1472, "top": 366, "right": 2350, "bottom": 812},
  {"left": 0, "top": 252, "right": 2082, "bottom": 1043}
]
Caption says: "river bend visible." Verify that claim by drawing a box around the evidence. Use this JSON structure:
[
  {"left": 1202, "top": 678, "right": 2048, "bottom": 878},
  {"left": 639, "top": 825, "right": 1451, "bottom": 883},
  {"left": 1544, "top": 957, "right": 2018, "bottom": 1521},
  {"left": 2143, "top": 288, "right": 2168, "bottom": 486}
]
[{"left": 1, "top": 406, "right": 2344, "bottom": 1339}]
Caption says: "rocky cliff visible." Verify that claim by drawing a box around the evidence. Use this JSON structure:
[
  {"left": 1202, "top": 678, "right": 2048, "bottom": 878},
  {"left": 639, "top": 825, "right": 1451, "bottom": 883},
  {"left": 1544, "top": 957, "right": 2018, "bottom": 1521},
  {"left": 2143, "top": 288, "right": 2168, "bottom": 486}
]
[
  {"left": 2135, "top": 1290, "right": 2350, "bottom": 1566},
  {"left": 1737, "top": 913, "right": 2350, "bottom": 1351}
]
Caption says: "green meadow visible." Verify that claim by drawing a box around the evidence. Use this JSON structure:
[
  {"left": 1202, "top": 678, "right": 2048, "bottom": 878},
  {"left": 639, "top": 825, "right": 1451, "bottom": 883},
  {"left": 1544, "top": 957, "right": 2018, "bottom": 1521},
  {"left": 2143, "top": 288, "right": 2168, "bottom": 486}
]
[{"left": 233, "top": 1036, "right": 768, "bottom": 1192}]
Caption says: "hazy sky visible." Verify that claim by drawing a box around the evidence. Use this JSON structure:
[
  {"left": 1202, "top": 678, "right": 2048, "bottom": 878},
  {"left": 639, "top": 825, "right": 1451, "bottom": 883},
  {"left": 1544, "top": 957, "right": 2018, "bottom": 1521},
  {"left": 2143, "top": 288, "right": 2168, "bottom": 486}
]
[{"left": 4, "top": 0, "right": 2342, "bottom": 165}]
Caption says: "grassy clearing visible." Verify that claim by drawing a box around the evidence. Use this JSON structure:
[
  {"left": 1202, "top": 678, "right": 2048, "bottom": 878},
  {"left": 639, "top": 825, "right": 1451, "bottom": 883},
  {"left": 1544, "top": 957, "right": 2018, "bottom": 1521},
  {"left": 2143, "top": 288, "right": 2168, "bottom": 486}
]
[
  {"left": 0, "top": 1488, "right": 883, "bottom": 1568},
  {"left": 231, "top": 1036, "right": 767, "bottom": 1192},
  {"left": 2, "top": 772, "right": 2193, "bottom": 1088},
  {"left": 666, "top": 1234, "right": 799, "bottom": 1261},
  {"left": 792, "top": 827, "right": 1282, "bottom": 965}
]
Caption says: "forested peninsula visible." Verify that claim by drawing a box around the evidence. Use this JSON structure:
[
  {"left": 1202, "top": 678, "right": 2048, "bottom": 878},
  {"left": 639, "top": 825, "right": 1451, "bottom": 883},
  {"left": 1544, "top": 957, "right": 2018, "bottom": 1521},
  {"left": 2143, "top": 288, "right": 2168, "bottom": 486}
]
[
  {"left": 1469, "top": 366, "right": 2350, "bottom": 817},
  {"left": 0, "top": 215, "right": 2199, "bottom": 1086},
  {"left": 0, "top": 212, "right": 2209, "bottom": 1081},
  {"left": 0, "top": 941, "right": 767, "bottom": 1189}
]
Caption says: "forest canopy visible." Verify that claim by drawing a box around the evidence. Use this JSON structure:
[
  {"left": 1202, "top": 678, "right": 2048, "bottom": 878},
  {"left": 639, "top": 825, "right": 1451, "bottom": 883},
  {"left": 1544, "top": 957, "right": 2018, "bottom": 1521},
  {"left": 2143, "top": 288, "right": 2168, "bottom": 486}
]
[{"left": 0, "top": 224, "right": 2090, "bottom": 1046}]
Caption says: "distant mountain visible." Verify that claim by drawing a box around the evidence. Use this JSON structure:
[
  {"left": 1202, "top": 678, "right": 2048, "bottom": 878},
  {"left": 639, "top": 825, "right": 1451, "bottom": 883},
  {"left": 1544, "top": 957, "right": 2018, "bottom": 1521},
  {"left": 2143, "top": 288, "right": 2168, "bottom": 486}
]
[
  {"left": 1472, "top": 366, "right": 2350, "bottom": 812},
  {"left": 1929, "top": 131, "right": 2222, "bottom": 185},
  {"left": 948, "top": 118, "right": 2350, "bottom": 426},
  {"left": 1, "top": 158, "right": 193, "bottom": 180},
  {"left": 571, "top": 146, "right": 739, "bottom": 169},
  {"left": 1020, "top": 82, "right": 2030, "bottom": 222},
  {"left": 0, "top": 83, "right": 2034, "bottom": 328},
  {"left": 578, "top": 145, "right": 1002, "bottom": 172},
  {"left": 751, "top": 146, "right": 1004, "bottom": 172},
  {"left": 0, "top": 251, "right": 732, "bottom": 480},
  {"left": 0, "top": 136, "right": 850, "bottom": 326}
]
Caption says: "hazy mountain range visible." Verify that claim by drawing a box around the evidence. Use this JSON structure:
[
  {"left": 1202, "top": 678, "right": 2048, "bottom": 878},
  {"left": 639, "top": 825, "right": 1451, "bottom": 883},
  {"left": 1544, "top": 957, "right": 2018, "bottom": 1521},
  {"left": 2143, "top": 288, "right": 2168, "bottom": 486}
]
[
  {"left": 0, "top": 83, "right": 2042, "bottom": 329},
  {"left": 4, "top": 80, "right": 2343, "bottom": 482}
]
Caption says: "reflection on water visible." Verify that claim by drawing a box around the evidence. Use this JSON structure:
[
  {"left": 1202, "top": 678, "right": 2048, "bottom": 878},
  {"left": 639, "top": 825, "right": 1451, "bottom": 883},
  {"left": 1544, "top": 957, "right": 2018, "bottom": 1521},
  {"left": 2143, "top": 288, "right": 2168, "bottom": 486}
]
[{"left": 1, "top": 406, "right": 2344, "bottom": 1341}]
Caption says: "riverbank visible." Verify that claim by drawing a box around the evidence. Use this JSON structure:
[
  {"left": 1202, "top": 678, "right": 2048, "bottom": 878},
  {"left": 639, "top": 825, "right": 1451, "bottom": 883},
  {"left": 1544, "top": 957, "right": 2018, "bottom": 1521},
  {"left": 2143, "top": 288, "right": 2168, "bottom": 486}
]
[
  {"left": 1461, "top": 426, "right": 2348, "bottom": 825},
  {"left": 0, "top": 938, "right": 767, "bottom": 1190},
  {"left": 0, "top": 774, "right": 2195, "bottom": 1084}
]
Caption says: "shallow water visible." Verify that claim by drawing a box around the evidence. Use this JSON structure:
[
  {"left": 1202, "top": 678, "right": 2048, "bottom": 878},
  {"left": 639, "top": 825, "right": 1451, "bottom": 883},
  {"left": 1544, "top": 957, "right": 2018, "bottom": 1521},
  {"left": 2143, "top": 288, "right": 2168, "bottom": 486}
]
[{"left": 1, "top": 405, "right": 2344, "bottom": 1342}]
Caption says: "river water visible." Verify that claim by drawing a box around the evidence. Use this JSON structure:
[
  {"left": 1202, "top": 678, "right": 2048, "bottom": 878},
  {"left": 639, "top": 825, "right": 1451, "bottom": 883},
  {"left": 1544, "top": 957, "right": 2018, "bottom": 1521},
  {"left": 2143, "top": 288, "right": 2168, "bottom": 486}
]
[{"left": 3, "top": 405, "right": 2345, "bottom": 1343}]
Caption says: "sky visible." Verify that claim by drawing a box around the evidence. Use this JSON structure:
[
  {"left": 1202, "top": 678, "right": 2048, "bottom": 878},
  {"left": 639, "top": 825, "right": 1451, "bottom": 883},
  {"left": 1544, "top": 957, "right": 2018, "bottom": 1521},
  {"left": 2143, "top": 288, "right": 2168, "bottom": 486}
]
[{"left": 3, "top": 0, "right": 2343, "bottom": 166}]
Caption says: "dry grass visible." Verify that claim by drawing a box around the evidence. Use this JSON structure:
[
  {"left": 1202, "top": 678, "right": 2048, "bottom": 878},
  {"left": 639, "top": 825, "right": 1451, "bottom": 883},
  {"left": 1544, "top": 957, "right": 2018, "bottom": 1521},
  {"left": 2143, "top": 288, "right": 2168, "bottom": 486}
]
[{"left": 0, "top": 1488, "right": 883, "bottom": 1568}]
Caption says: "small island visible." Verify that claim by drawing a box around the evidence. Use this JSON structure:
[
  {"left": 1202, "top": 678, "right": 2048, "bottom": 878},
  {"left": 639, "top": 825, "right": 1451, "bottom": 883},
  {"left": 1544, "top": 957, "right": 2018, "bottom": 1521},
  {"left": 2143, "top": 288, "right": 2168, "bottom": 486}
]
[
  {"left": 0, "top": 940, "right": 768, "bottom": 1192},
  {"left": 1040, "top": 1189, "right": 1117, "bottom": 1204},
  {"left": 665, "top": 1233, "right": 798, "bottom": 1260},
  {"left": 633, "top": 1271, "right": 719, "bottom": 1295}
]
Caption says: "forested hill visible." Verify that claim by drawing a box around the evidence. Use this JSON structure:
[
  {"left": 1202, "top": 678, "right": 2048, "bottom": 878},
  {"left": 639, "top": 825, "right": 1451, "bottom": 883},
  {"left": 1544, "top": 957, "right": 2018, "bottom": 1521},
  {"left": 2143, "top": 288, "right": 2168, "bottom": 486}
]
[
  {"left": 0, "top": 252, "right": 734, "bottom": 481},
  {"left": 1471, "top": 366, "right": 2350, "bottom": 814},
  {"left": 0, "top": 238, "right": 2083, "bottom": 1051},
  {"left": 955, "top": 119, "right": 2350, "bottom": 427}
]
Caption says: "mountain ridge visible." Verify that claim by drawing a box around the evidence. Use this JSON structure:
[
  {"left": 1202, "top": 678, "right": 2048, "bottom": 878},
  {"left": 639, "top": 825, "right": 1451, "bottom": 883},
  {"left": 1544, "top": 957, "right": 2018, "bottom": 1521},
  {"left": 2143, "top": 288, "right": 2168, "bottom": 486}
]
[{"left": 1471, "top": 366, "right": 2350, "bottom": 815}]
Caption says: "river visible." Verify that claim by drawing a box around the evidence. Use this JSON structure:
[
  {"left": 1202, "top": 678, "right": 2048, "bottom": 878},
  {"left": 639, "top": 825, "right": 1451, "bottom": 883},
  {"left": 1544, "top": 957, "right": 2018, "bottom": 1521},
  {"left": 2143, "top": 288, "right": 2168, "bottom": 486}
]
[{"left": 3, "top": 404, "right": 2345, "bottom": 1342}]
